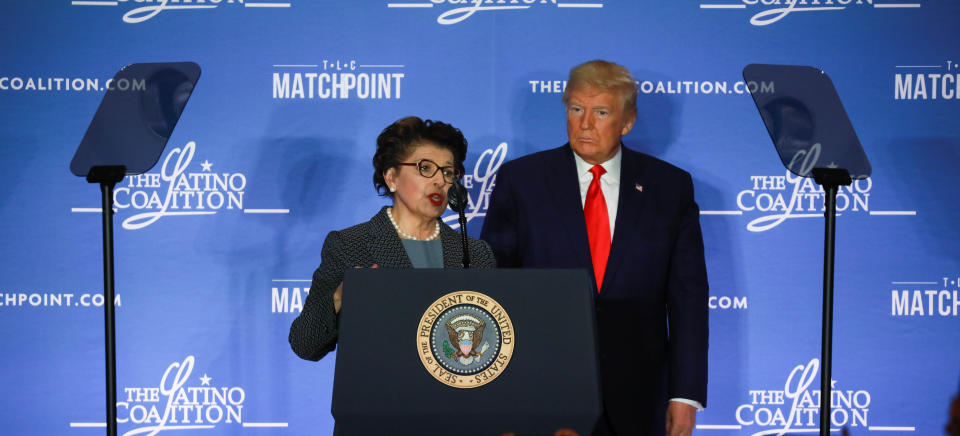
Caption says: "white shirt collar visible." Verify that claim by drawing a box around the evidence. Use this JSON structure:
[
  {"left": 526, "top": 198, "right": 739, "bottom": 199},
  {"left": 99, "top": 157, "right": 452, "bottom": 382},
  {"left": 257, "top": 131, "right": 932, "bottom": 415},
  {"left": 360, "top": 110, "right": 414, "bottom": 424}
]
[{"left": 573, "top": 145, "right": 622, "bottom": 182}]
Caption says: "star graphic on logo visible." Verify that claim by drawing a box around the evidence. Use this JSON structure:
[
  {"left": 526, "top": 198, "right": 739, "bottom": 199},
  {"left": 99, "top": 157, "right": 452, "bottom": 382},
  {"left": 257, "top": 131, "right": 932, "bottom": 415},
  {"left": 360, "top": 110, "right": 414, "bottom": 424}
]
[
  {"left": 199, "top": 374, "right": 212, "bottom": 386},
  {"left": 200, "top": 160, "right": 213, "bottom": 172},
  {"left": 826, "top": 161, "right": 838, "bottom": 169}
]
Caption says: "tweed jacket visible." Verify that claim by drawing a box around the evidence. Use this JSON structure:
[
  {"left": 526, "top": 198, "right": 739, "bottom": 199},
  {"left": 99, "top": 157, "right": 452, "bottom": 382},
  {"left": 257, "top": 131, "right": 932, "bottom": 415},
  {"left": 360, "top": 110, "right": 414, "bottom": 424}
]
[{"left": 289, "top": 206, "right": 495, "bottom": 361}]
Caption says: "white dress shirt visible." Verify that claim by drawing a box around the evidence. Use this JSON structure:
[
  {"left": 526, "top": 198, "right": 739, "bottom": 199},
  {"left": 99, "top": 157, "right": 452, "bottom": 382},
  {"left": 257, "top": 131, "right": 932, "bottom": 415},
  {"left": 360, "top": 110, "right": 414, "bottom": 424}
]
[{"left": 572, "top": 146, "right": 705, "bottom": 412}]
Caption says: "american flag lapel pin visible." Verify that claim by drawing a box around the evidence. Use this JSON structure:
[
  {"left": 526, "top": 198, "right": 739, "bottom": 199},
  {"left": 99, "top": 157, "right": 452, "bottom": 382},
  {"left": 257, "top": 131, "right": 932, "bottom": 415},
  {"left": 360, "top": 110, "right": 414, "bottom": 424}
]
[{"left": 635, "top": 183, "right": 643, "bottom": 192}]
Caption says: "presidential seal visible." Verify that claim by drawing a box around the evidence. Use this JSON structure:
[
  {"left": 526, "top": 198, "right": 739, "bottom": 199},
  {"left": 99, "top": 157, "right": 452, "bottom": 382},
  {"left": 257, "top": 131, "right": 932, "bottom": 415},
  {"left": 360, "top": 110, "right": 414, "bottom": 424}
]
[{"left": 417, "top": 290, "right": 515, "bottom": 388}]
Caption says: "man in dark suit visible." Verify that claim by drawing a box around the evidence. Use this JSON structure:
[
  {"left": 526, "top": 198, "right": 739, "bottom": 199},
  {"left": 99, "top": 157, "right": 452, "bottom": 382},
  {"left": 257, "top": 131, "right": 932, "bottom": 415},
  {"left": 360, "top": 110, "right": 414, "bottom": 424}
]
[{"left": 480, "top": 60, "right": 708, "bottom": 436}]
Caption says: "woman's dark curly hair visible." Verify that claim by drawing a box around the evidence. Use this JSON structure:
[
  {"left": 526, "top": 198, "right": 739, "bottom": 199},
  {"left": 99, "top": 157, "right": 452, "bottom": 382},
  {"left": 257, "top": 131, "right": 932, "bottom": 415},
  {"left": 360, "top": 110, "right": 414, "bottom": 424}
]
[{"left": 373, "top": 116, "right": 468, "bottom": 197}]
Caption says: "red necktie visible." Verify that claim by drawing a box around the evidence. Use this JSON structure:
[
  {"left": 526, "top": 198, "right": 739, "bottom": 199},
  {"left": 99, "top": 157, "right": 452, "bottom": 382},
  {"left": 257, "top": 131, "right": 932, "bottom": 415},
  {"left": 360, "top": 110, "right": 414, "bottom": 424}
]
[{"left": 585, "top": 165, "right": 611, "bottom": 293}]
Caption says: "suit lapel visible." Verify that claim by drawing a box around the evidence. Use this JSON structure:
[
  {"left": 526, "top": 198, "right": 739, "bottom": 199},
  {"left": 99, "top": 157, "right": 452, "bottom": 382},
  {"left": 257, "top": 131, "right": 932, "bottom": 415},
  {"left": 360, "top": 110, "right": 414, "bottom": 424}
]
[
  {"left": 603, "top": 145, "right": 647, "bottom": 290},
  {"left": 440, "top": 224, "right": 464, "bottom": 269},
  {"left": 366, "top": 207, "right": 413, "bottom": 269},
  {"left": 551, "top": 145, "right": 593, "bottom": 276}
]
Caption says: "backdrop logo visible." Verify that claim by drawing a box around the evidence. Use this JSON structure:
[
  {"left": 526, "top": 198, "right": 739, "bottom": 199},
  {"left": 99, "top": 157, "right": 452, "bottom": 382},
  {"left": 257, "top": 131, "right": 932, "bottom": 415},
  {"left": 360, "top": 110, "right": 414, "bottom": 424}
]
[
  {"left": 0, "top": 291, "right": 121, "bottom": 309},
  {"left": 894, "top": 60, "right": 960, "bottom": 100},
  {"left": 733, "top": 359, "right": 877, "bottom": 433},
  {"left": 734, "top": 168, "right": 872, "bottom": 232},
  {"left": 709, "top": 295, "right": 748, "bottom": 310},
  {"left": 70, "top": 356, "right": 287, "bottom": 433},
  {"left": 695, "top": 358, "right": 914, "bottom": 433},
  {"left": 442, "top": 141, "right": 507, "bottom": 229},
  {"left": 891, "top": 276, "right": 960, "bottom": 317},
  {"left": 0, "top": 75, "right": 143, "bottom": 92},
  {"left": 701, "top": 144, "right": 917, "bottom": 231},
  {"left": 528, "top": 77, "right": 775, "bottom": 96},
  {"left": 272, "top": 280, "right": 309, "bottom": 314},
  {"left": 272, "top": 61, "right": 405, "bottom": 100},
  {"left": 70, "top": 0, "right": 292, "bottom": 24},
  {"left": 387, "top": 0, "right": 603, "bottom": 25},
  {"left": 699, "top": 0, "right": 922, "bottom": 26},
  {"left": 71, "top": 141, "right": 289, "bottom": 229},
  {"left": 738, "top": 144, "right": 870, "bottom": 231}
]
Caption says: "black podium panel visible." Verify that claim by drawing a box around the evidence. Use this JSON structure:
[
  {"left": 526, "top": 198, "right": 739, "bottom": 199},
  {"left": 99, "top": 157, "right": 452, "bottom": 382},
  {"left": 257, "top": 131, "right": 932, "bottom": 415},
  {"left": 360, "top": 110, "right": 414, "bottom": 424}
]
[{"left": 332, "top": 269, "right": 601, "bottom": 436}]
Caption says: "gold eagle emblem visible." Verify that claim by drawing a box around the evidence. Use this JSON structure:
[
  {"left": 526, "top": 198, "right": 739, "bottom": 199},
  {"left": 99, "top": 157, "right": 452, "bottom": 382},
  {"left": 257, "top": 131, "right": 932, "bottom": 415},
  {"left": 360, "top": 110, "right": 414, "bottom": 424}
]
[{"left": 445, "top": 314, "right": 485, "bottom": 358}]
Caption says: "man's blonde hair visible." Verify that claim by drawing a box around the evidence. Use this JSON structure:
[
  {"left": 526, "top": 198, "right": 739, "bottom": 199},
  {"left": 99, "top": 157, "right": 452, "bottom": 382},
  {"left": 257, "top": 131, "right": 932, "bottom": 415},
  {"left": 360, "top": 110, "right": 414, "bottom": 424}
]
[{"left": 561, "top": 60, "right": 638, "bottom": 117}]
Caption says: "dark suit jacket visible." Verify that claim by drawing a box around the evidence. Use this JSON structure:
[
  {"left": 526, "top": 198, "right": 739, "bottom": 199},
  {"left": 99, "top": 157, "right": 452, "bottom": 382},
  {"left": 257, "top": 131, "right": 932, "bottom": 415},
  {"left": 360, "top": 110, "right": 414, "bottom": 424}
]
[
  {"left": 289, "top": 206, "right": 496, "bottom": 361},
  {"left": 480, "top": 144, "right": 708, "bottom": 436}
]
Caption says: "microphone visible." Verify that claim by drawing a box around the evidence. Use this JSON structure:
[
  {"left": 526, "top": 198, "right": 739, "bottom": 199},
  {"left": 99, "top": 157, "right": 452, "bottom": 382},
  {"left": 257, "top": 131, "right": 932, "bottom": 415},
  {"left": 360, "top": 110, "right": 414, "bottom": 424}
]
[{"left": 447, "top": 181, "right": 470, "bottom": 268}]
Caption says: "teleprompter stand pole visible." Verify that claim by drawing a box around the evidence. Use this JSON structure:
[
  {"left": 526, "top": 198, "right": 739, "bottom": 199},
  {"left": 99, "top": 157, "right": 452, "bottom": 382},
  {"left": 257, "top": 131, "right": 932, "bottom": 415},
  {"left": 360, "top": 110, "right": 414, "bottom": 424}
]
[
  {"left": 70, "top": 62, "right": 201, "bottom": 436},
  {"left": 87, "top": 165, "right": 126, "bottom": 436},
  {"left": 811, "top": 167, "right": 851, "bottom": 436}
]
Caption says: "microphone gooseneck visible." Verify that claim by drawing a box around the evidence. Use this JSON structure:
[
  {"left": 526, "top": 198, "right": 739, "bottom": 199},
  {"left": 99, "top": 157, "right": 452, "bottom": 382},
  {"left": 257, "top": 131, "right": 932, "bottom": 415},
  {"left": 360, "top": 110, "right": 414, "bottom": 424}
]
[{"left": 447, "top": 182, "right": 470, "bottom": 268}]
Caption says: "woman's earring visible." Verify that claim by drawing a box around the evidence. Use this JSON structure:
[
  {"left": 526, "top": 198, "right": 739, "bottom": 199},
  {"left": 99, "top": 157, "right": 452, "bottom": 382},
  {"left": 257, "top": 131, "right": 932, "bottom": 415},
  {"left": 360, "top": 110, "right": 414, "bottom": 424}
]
[{"left": 389, "top": 186, "right": 396, "bottom": 193}]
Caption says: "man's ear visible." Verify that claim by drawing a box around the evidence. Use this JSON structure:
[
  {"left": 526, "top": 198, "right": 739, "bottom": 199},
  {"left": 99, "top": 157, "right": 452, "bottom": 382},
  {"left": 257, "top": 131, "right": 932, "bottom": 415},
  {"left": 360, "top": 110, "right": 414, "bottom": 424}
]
[{"left": 620, "top": 113, "right": 637, "bottom": 136}]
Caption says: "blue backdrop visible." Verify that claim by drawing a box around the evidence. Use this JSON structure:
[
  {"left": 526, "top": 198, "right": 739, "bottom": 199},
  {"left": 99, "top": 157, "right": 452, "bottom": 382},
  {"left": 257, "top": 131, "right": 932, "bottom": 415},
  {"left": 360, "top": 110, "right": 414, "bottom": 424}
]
[{"left": 1, "top": 1, "right": 958, "bottom": 435}]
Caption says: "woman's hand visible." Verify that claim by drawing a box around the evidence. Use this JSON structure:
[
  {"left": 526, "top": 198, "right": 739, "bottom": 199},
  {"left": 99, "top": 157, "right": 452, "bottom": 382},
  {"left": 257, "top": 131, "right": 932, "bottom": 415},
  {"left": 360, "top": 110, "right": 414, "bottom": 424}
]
[
  {"left": 334, "top": 264, "right": 378, "bottom": 314},
  {"left": 333, "top": 282, "right": 343, "bottom": 314}
]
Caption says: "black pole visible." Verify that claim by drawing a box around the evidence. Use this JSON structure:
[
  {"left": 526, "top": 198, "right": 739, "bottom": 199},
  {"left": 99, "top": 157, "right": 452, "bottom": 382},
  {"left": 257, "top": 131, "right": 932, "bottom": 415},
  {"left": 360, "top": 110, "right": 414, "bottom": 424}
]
[
  {"left": 819, "top": 184, "right": 837, "bottom": 436},
  {"left": 811, "top": 168, "right": 851, "bottom": 436},
  {"left": 100, "top": 181, "right": 118, "bottom": 436},
  {"left": 87, "top": 165, "right": 125, "bottom": 436}
]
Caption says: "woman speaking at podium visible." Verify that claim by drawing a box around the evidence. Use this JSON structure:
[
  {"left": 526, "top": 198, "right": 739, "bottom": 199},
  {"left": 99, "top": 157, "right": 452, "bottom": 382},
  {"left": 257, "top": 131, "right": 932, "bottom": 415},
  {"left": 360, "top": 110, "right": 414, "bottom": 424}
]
[{"left": 289, "top": 116, "right": 495, "bottom": 361}]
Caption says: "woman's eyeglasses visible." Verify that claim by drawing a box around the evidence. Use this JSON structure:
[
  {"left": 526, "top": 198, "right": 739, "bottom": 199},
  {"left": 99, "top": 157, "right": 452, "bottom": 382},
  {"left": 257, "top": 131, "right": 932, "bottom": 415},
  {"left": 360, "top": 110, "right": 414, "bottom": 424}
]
[{"left": 398, "top": 159, "right": 461, "bottom": 184}]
